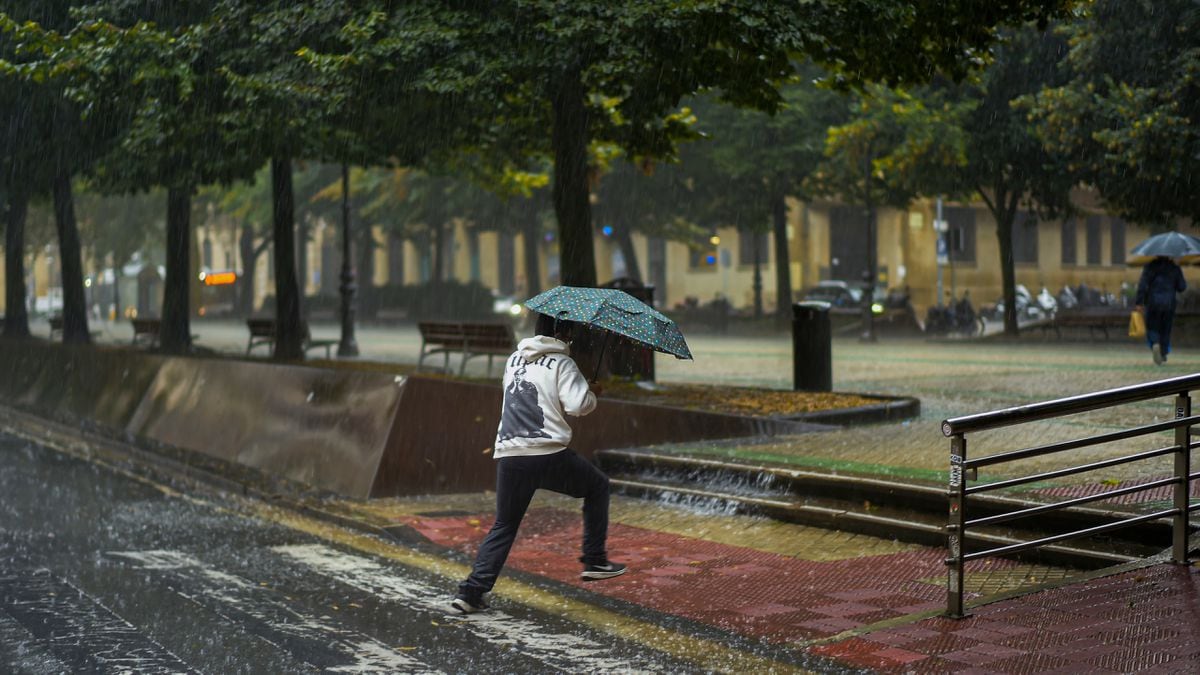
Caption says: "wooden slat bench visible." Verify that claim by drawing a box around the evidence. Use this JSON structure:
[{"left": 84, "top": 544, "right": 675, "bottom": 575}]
[
  {"left": 1047, "top": 308, "right": 1129, "bottom": 340},
  {"left": 246, "top": 318, "right": 337, "bottom": 358},
  {"left": 417, "top": 321, "right": 516, "bottom": 376},
  {"left": 48, "top": 314, "right": 102, "bottom": 341},
  {"left": 130, "top": 318, "right": 161, "bottom": 346}
]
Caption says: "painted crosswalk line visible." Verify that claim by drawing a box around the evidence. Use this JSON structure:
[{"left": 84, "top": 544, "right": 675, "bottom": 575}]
[
  {"left": 274, "top": 543, "right": 647, "bottom": 672},
  {"left": 0, "top": 572, "right": 196, "bottom": 673},
  {"left": 109, "top": 550, "right": 438, "bottom": 673}
]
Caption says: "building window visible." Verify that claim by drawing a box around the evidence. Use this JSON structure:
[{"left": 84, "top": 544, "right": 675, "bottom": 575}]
[
  {"left": 648, "top": 237, "right": 666, "bottom": 306},
  {"left": 688, "top": 234, "right": 719, "bottom": 270},
  {"left": 1086, "top": 216, "right": 1102, "bottom": 265},
  {"left": 945, "top": 206, "right": 976, "bottom": 264},
  {"left": 497, "top": 232, "right": 515, "bottom": 294},
  {"left": 738, "top": 230, "right": 769, "bottom": 266},
  {"left": 1061, "top": 217, "right": 1076, "bottom": 265},
  {"left": 387, "top": 233, "right": 405, "bottom": 285},
  {"left": 1012, "top": 211, "right": 1038, "bottom": 264},
  {"left": 1110, "top": 218, "right": 1126, "bottom": 265},
  {"left": 468, "top": 230, "right": 481, "bottom": 282}
]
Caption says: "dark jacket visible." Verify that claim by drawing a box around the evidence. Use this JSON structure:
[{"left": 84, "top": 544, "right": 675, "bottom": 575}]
[{"left": 1136, "top": 257, "right": 1187, "bottom": 311}]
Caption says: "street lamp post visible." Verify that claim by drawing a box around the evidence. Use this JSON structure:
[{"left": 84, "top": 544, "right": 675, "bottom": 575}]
[
  {"left": 338, "top": 163, "right": 359, "bottom": 357},
  {"left": 860, "top": 154, "right": 877, "bottom": 343}
]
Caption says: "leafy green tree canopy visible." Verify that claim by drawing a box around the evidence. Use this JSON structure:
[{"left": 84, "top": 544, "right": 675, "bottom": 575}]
[{"left": 1030, "top": 0, "right": 1200, "bottom": 226}]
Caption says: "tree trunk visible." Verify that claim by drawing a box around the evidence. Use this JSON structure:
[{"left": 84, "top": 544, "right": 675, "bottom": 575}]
[
  {"left": 337, "top": 164, "right": 359, "bottom": 357},
  {"left": 358, "top": 226, "right": 377, "bottom": 320},
  {"left": 752, "top": 230, "right": 763, "bottom": 319},
  {"left": 521, "top": 219, "right": 542, "bottom": 297},
  {"left": 113, "top": 260, "right": 121, "bottom": 321},
  {"left": 979, "top": 185, "right": 1020, "bottom": 336},
  {"left": 552, "top": 67, "right": 596, "bottom": 288},
  {"left": 238, "top": 225, "right": 256, "bottom": 316},
  {"left": 614, "top": 221, "right": 642, "bottom": 283},
  {"left": 52, "top": 169, "right": 90, "bottom": 344},
  {"left": 160, "top": 186, "right": 193, "bottom": 353},
  {"left": 771, "top": 194, "right": 792, "bottom": 325},
  {"left": 996, "top": 193, "right": 1020, "bottom": 336},
  {"left": 296, "top": 218, "right": 309, "bottom": 300},
  {"left": 271, "top": 156, "right": 304, "bottom": 360},
  {"left": 4, "top": 191, "right": 31, "bottom": 338}
]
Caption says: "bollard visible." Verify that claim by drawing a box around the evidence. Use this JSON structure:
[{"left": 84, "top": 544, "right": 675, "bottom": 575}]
[{"left": 793, "top": 301, "right": 832, "bottom": 392}]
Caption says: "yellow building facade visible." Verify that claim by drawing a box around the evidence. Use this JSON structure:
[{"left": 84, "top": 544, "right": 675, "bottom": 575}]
[{"left": 4, "top": 196, "right": 1194, "bottom": 324}]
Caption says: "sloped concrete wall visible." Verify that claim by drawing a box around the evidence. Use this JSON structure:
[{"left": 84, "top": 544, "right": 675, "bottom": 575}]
[{"left": 126, "top": 358, "right": 403, "bottom": 497}]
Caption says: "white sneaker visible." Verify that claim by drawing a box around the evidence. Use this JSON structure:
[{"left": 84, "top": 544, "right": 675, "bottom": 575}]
[{"left": 1153, "top": 343, "right": 1164, "bottom": 365}]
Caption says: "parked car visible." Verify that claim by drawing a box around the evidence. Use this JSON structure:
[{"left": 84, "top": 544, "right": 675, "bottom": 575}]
[{"left": 800, "top": 281, "right": 863, "bottom": 308}]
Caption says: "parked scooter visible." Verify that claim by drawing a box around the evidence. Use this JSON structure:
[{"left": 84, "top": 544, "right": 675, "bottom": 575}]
[
  {"left": 924, "top": 291, "right": 981, "bottom": 336},
  {"left": 991, "top": 284, "right": 1039, "bottom": 322},
  {"left": 1035, "top": 286, "right": 1058, "bottom": 318}
]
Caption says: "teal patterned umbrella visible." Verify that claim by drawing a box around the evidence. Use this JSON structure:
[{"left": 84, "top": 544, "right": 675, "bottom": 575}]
[{"left": 524, "top": 286, "right": 693, "bottom": 360}]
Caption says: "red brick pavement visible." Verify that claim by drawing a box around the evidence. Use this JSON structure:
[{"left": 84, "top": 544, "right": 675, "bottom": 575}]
[
  {"left": 812, "top": 563, "right": 1200, "bottom": 673},
  {"left": 403, "top": 508, "right": 1200, "bottom": 673},
  {"left": 1031, "top": 474, "right": 1200, "bottom": 505}
]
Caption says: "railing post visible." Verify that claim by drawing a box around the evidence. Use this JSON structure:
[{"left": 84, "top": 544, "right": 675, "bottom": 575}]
[
  {"left": 1173, "top": 393, "right": 1191, "bottom": 564},
  {"left": 946, "top": 433, "right": 968, "bottom": 618}
]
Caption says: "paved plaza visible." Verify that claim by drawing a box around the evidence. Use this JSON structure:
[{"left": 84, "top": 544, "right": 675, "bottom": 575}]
[{"left": 39, "top": 315, "right": 1200, "bottom": 671}]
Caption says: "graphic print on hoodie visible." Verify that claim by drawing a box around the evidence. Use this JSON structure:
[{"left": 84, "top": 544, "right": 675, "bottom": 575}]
[
  {"left": 497, "top": 366, "right": 551, "bottom": 442},
  {"left": 493, "top": 335, "right": 597, "bottom": 459}
]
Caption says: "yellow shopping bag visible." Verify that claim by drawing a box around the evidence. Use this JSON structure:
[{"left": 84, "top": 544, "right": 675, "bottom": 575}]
[{"left": 1128, "top": 310, "right": 1146, "bottom": 338}]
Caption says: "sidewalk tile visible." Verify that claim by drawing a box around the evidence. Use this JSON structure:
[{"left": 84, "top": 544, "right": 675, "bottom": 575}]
[
  {"left": 867, "top": 646, "right": 928, "bottom": 665},
  {"left": 809, "top": 601, "right": 880, "bottom": 618}
]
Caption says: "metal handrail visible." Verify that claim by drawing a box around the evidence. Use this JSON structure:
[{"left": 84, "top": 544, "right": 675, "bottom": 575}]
[
  {"left": 955, "top": 509, "right": 1179, "bottom": 563},
  {"left": 943, "top": 375, "right": 1195, "bottom": 619},
  {"left": 942, "top": 372, "right": 1200, "bottom": 436},
  {"left": 965, "top": 416, "right": 1200, "bottom": 468},
  {"left": 965, "top": 476, "right": 1180, "bottom": 529},
  {"left": 965, "top": 445, "right": 1177, "bottom": 494}
]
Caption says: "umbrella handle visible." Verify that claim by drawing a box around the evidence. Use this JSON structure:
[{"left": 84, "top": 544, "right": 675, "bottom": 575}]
[{"left": 592, "top": 331, "right": 610, "bottom": 383}]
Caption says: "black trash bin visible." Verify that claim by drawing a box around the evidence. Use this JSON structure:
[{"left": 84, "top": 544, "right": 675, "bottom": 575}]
[{"left": 793, "top": 301, "right": 832, "bottom": 392}]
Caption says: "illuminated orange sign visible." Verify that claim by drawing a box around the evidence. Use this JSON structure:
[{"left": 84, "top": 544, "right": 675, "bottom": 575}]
[{"left": 203, "top": 272, "right": 237, "bottom": 286}]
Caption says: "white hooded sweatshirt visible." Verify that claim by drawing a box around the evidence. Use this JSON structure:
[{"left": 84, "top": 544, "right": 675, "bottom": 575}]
[{"left": 493, "top": 335, "right": 596, "bottom": 458}]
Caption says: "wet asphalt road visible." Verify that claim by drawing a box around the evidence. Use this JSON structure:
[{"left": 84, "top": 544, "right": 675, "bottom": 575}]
[{"left": 0, "top": 434, "right": 697, "bottom": 674}]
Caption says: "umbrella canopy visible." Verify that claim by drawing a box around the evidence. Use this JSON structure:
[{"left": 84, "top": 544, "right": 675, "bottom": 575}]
[
  {"left": 1128, "top": 231, "right": 1200, "bottom": 266},
  {"left": 524, "top": 286, "right": 693, "bottom": 360}
]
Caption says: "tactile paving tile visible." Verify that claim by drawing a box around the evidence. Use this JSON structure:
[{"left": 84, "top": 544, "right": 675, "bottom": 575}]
[
  {"left": 826, "top": 563, "right": 1200, "bottom": 672},
  {"left": 399, "top": 507, "right": 1031, "bottom": 643},
  {"left": 1032, "top": 474, "right": 1200, "bottom": 504}
]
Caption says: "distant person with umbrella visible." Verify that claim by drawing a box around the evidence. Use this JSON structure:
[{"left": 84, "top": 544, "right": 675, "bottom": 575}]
[
  {"left": 1130, "top": 232, "right": 1196, "bottom": 365},
  {"left": 451, "top": 311, "right": 624, "bottom": 615}
]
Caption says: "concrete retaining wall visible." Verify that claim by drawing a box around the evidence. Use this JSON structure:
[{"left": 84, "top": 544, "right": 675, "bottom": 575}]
[{"left": 0, "top": 340, "right": 825, "bottom": 498}]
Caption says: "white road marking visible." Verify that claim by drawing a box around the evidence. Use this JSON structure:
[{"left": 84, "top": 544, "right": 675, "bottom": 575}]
[
  {"left": 274, "top": 543, "right": 645, "bottom": 673},
  {"left": 109, "top": 550, "right": 438, "bottom": 674},
  {"left": 0, "top": 572, "right": 195, "bottom": 673}
]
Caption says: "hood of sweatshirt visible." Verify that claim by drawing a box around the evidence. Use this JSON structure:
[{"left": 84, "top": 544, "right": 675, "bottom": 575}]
[{"left": 516, "top": 335, "right": 570, "bottom": 361}]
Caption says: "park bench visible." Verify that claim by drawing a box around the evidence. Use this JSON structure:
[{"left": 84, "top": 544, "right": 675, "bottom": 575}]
[
  {"left": 245, "top": 318, "right": 337, "bottom": 358},
  {"left": 1047, "top": 307, "right": 1129, "bottom": 340},
  {"left": 47, "top": 314, "right": 102, "bottom": 341},
  {"left": 130, "top": 317, "right": 161, "bottom": 346},
  {"left": 417, "top": 321, "right": 516, "bottom": 376}
]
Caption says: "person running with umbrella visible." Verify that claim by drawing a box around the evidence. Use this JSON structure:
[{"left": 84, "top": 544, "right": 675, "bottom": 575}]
[{"left": 452, "top": 311, "right": 626, "bottom": 614}]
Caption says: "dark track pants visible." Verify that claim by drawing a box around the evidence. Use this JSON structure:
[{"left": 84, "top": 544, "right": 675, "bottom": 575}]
[{"left": 458, "top": 449, "right": 610, "bottom": 600}]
